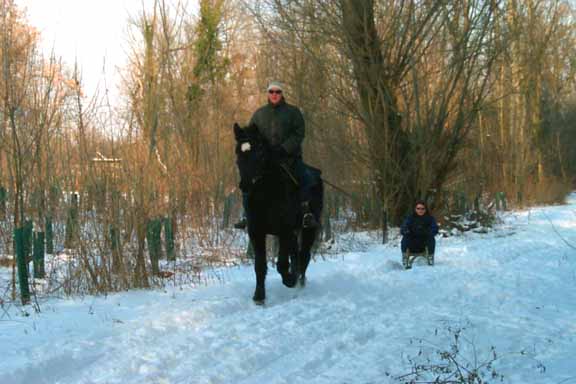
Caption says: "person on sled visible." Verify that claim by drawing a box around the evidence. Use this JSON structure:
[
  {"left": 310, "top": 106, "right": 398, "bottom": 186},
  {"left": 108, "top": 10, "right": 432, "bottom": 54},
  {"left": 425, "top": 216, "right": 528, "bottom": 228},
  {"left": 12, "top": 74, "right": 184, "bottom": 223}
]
[
  {"left": 400, "top": 200, "right": 439, "bottom": 258},
  {"left": 234, "top": 81, "right": 318, "bottom": 229}
]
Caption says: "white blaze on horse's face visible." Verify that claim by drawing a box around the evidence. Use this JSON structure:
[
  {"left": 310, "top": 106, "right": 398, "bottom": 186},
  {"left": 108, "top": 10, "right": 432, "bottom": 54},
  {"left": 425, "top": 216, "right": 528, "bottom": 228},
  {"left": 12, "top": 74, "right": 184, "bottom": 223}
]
[{"left": 241, "top": 142, "right": 251, "bottom": 152}]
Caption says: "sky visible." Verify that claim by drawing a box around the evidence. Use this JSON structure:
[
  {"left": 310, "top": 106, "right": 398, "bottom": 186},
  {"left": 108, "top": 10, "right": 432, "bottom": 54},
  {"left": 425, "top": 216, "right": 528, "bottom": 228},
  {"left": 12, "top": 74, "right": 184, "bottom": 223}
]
[{"left": 16, "top": 0, "right": 180, "bottom": 104}]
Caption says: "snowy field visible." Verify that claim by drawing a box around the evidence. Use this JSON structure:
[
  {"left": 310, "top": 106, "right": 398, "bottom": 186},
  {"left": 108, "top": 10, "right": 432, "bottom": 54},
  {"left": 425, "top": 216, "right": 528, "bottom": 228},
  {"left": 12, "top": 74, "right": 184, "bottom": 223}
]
[{"left": 1, "top": 195, "right": 575, "bottom": 384}]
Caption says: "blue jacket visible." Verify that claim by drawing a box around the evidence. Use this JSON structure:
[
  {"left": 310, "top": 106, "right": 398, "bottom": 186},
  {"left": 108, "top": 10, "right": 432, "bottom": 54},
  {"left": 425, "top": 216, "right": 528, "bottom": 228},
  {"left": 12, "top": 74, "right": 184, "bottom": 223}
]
[{"left": 400, "top": 214, "right": 438, "bottom": 239}]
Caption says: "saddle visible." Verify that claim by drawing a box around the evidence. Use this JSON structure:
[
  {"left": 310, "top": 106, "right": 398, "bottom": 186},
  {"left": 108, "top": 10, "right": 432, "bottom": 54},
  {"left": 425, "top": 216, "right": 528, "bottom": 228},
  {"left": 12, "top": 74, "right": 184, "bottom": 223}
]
[{"left": 279, "top": 162, "right": 322, "bottom": 187}]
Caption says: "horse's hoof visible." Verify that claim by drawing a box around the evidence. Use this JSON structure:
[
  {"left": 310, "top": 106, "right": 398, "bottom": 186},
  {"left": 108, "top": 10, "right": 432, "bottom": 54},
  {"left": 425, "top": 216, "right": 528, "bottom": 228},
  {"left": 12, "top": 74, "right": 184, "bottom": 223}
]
[
  {"left": 281, "top": 273, "right": 298, "bottom": 288},
  {"left": 298, "top": 275, "right": 306, "bottom": 287},
  {"left": 253, "top": 285, "right": 265, "bottom": 303}
]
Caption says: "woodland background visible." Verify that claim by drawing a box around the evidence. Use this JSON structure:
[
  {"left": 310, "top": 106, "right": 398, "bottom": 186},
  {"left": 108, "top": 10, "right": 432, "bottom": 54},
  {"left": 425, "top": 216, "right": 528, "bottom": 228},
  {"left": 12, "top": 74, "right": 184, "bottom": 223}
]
[{"left": 0, "top": 0, "right": 575, "bottom": 301}]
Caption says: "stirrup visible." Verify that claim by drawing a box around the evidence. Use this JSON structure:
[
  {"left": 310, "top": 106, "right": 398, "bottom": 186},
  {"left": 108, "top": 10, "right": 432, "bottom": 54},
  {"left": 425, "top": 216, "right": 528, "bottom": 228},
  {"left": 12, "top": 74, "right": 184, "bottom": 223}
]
[{"left": 303, "top": 212, "right": 318, "bottom": 228}]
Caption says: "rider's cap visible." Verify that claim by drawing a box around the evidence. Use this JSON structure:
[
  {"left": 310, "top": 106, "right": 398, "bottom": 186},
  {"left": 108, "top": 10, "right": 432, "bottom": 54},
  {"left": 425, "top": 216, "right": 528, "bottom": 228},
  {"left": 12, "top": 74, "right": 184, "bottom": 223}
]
[{"left": 267, "top": 81, "right": 284, "bottom": 92}]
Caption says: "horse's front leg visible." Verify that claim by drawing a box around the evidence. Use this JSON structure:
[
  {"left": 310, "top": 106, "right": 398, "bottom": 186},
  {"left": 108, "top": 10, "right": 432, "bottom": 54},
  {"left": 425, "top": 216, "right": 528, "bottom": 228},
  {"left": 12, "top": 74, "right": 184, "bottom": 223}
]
[
  {"left": 251, "top": 233, "right": 267, "bottom": 303},
  {"left": 278, "top": 232, "right": 298, "bottom": 288},
  {"left": 298, "top": 228, "right": 317, "bottom": 286}
]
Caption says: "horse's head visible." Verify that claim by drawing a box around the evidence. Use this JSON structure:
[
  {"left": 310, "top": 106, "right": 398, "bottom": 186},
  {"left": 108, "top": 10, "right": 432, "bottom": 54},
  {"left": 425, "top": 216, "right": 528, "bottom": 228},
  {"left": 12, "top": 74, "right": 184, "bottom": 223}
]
[{"left": 234, "top": 123, "right": 269, "bottom": 193}]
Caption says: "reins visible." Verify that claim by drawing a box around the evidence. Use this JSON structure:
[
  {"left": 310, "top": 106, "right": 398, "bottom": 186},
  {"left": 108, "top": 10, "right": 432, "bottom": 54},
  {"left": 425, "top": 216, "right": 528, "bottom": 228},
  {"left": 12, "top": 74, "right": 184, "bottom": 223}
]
[
  {"left": 321, "top": 178, "right": 358, "bottom": 202},
  {"left": 278, "top": 162, "right": 358, "bottom": 202},
  {"left": 279, "top": 163, "right": 300, "bottom": 186}
]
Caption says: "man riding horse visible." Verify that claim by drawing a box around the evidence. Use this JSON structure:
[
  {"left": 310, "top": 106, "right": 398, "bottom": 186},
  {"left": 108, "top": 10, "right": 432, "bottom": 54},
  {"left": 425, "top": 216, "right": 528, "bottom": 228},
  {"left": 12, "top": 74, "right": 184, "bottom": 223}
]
[{"left": 235, "top": 81, "right": 318, "bottom": 229}]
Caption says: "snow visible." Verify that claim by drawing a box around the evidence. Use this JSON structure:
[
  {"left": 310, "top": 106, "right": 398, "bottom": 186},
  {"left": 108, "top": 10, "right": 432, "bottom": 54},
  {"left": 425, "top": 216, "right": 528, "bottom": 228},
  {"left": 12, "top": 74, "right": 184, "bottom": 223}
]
[{"left": 1, "top": 195, "right": 576, "bottom": 383}]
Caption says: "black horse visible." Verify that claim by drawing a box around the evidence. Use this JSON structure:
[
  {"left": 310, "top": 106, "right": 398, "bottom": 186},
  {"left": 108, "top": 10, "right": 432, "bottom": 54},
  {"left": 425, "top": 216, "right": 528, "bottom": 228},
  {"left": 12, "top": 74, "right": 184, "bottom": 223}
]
[{"left": 234, "top": 123, "right": 323, "bottom": 304}]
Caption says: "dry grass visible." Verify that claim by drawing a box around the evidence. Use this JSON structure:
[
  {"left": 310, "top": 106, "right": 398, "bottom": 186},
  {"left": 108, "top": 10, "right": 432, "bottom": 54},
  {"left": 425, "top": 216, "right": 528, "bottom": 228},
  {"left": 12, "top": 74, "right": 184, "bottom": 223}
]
[
  {"left": 524, "top": 179, "right": 572, "bottom": 206},
  {"left": 0, "top": 257, "right": 12, "bottom": 268}
]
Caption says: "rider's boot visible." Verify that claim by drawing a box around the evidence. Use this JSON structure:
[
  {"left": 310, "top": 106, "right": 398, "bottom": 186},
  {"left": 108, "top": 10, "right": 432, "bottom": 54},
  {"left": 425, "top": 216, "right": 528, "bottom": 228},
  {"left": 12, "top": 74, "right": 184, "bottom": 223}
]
[
  {"left": 301, "top": 201, "right": 318, "bottom": 229},
  {"left": 233, "top": 217, "right": 247, "bottom": 230}
]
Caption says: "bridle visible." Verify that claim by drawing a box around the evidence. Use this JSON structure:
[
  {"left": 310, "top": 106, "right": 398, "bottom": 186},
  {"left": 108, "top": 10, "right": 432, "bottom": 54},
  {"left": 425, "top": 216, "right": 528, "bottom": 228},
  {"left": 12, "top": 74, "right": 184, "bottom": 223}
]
[{"left": 237, "top": 135, "right": 267, "bottom": 192}]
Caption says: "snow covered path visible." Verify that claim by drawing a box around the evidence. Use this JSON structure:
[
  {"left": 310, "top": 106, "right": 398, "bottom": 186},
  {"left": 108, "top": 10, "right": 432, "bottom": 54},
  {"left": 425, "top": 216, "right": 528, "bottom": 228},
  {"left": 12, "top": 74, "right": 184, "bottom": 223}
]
[{"left": 1, "top": 197, "right": 576, "bottom": 384}]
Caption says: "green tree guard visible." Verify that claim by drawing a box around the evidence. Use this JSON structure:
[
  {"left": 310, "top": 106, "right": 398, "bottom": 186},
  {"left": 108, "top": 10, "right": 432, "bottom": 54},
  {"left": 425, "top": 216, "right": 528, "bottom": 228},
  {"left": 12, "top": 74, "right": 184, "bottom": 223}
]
[
  {"left": 495, "top": 192, "right": 507, "bottom": 211},
  {"left": 23, "top": 220, "right": 33, "bottom": 263},
  {"left": 109, "top": 224, "right": 122, "bottom": 273},
  {"left": 64, "top": 193, "right": 79, "bottom": 248},
  {"left": 146, "top": 218, "right": 163, "bottom": 275},
  {"left": 45, "top": 216, "right": 54, "bottom": 254},
  {"left": 460, "top": 193, "right": 468, "bottom": 214},
  {"left": 350, "top": 192, "right": 361, "bottom": 221},
  {"left": 452, "top": 191, "right": 459, "bottom": 213},
  {"left": 33, "top": 231, "right": 45, "bottom": 279},
  {"left": 0, "top": 186, "right": 6, "bottom": 217},
  {"left": 453, "top": 191, "right": 467, "bottom": 214},
  {"left": 500, "top": 192, "right": 507, "bottom": 211},
  {"left": 372, "top": 198, "right": 380, "bottom": 225},
  {"left": 30, "top": 189, "right": 44, "bottom": 213},
  {"left": 98, "top": 181, "right": 107, "bottom": 214},
  {"left": 381, "top": 208, "right": 388, "bottom": 244},
  {"left": 222, "top": 193, "right": 233, "bottom": 228},
  {"left": 49, "top": 185, "right": 61, "bottom": 216},
  {"left": 474, "top": 195, "right": 481, "bottom": 212},
  {"left": 164, "top": 217, "right": 175, "bottom": 261},
  {"left": 14, "top": 227, "right": 31, "bottom": 305},
  {"left": 362, "top": 197, "right": 371, "bottom": 222}
]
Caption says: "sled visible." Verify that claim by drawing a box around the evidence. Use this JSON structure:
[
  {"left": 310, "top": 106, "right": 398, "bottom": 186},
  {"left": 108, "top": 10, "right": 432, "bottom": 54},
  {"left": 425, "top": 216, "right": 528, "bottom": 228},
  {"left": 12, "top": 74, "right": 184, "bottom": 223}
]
[{"left": 402, "top": 247, "right": 434, "bottom": 269}]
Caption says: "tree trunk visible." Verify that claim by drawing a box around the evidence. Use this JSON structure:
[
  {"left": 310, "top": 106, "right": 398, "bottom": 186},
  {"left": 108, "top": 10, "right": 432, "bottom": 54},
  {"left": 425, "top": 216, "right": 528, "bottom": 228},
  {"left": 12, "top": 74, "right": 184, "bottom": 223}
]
[{"left": 340, "top": 0, "right": 411, "bottom": 223}]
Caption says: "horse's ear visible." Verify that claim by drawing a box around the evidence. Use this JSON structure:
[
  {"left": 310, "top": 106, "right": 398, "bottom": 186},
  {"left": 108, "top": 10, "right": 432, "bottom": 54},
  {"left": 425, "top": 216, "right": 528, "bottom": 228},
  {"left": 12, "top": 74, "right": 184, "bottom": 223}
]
[
  {"left": 233, "top": 123, "right": 242, "bottom": 140},
  {"left": 245, "top": 123, "right": 257, "bottom": 135}
]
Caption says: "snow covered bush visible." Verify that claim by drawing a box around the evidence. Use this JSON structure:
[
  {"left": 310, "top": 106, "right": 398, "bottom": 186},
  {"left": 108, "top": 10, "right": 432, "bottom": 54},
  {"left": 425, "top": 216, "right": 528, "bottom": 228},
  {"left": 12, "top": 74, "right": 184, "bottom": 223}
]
[{"left": 441, "top": 209, "right": 498, "bottom": 236}]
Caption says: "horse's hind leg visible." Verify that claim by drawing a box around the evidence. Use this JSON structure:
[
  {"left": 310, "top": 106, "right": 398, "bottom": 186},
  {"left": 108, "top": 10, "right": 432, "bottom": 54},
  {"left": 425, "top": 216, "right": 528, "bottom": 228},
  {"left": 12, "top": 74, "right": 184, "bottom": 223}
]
[
  {"left": 252, "top": 233, "right": 267, "bottom": 303},
  {"left": 277, "top": 232, "right": 297, "bottom": 288}
]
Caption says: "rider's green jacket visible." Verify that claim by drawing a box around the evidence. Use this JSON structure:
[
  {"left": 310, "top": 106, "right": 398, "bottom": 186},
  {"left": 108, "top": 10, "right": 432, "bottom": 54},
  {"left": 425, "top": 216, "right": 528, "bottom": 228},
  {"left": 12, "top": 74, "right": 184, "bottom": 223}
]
[{"left": 248, "top": 99, "right": 305, "bottom": 157}]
